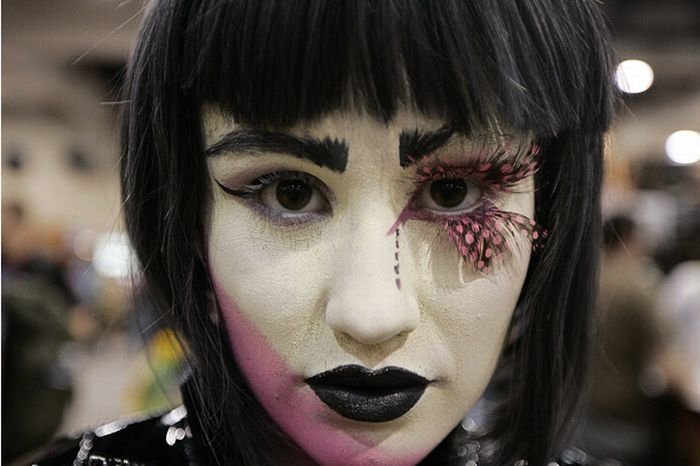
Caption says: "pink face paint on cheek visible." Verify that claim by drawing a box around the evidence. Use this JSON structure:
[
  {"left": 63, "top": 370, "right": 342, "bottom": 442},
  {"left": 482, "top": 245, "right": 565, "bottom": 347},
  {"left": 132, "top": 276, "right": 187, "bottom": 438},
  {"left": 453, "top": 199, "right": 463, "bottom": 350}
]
[{"left": 213, "top": 284, "right": 431, "bottom": 466}]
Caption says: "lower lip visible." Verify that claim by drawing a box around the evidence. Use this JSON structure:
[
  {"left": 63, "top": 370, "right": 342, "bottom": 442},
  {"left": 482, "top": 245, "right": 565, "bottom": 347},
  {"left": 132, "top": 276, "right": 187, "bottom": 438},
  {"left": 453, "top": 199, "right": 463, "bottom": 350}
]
[{"left": 308, "top": 385, "right": 428, "bottom": 422}]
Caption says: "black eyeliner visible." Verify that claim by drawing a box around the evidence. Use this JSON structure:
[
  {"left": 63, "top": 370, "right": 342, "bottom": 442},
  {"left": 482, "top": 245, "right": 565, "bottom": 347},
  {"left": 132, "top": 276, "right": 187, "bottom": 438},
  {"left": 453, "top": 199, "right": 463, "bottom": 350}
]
[
  {"left": 213, "top": 171, "right": 334, "bottom": 226},
  {"left": 214, "top": 178, "right": 256, "bottom": 198}
]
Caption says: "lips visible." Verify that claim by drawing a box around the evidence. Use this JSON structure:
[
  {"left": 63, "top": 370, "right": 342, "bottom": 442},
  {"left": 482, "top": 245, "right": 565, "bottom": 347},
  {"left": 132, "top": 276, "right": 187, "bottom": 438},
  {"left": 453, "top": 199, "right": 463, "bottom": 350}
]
[{"left": 305, "top": 365, "right": 431, "bottom": 422}]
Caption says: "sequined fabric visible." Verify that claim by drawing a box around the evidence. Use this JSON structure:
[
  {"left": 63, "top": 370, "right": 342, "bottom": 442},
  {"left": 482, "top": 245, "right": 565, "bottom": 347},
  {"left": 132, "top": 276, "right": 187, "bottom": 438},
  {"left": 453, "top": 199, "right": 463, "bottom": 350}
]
[
  {"left": 23, "top": 405, "right": 199, "bottom": 466},
  {"left": 23, "top": 385, "right": 607, "bottom": 466}
]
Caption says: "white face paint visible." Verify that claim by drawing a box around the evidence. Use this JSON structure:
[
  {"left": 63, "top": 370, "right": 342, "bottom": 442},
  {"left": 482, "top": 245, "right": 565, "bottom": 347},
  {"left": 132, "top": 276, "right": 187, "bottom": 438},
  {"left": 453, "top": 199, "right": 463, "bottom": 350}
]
[{"left": 205, "top": 109, "right": 535, "bottom": 466}]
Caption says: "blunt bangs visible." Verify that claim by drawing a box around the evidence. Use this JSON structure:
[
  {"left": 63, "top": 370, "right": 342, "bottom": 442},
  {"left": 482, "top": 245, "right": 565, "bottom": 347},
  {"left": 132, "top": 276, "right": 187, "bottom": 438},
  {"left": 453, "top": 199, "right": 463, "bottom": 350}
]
[{"left": 175, "top": 0, "right": 613, "bottom": 134}]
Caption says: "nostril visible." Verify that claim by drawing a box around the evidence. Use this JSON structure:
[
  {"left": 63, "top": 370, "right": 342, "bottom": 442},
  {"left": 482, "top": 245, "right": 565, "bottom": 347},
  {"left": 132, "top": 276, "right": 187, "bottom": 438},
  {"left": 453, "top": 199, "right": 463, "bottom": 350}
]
[
  {"left": 333, "top": 322, "right": 407, "bottom": 346},
  {"left": 331, "top": 330, "right": 415, "bottom": 367}
]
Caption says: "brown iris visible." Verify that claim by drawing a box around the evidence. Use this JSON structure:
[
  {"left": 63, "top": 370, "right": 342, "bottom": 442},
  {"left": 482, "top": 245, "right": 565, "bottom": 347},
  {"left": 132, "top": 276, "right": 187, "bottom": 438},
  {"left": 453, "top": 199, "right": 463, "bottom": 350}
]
[
  {"left": 276, "top": 180, "right": 313, "bottom": 210},
  {"left": 430, "top": 179, "right": 468, "bottom": 208}
]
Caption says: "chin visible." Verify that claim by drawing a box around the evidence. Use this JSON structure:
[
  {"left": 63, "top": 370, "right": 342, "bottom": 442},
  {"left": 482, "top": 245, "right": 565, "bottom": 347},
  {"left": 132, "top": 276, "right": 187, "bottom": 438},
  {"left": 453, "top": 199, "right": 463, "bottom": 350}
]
[{"left": 286, "top": 386, "right": 457, "bottom": 466}]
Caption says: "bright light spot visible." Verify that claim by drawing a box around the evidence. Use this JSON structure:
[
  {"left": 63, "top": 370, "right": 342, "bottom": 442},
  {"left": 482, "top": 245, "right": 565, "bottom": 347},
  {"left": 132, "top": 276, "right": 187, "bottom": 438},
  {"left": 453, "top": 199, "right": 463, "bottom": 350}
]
[
  {"left": 615, "top": 59, "right": 654, "bottom": 94},
  {"left": 92, "top": 232, "right": 136, "bottom": 279},
  {"left": 665, "top": 130, "right": 700, "bottom": 165},
  {"left": 73, "top": 230, "right": 98, "bottom": 261}
]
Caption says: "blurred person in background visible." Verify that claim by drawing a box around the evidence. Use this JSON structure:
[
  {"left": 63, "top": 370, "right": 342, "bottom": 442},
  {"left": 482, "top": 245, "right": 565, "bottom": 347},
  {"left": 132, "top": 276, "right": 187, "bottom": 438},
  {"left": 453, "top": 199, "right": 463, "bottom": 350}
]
[
  {"left": 583, "top": 214, "right": 664, "bottom": 465},
  {"left": 656, "top": 260, "right": 700, "bottom": 466},
  {"left": 2, "top": 202, "right": 76, "bottom": 462}
]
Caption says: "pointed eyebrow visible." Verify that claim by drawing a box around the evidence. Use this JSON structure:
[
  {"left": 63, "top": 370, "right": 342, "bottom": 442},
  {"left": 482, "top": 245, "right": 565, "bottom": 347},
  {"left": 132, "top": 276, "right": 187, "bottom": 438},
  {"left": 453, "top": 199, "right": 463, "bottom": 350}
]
[
  {"left": 399, "top": 126, "right": 456, "bottom": 167},
  {"left": 205, "top": 129, "right": 349, "bottom": 173}
]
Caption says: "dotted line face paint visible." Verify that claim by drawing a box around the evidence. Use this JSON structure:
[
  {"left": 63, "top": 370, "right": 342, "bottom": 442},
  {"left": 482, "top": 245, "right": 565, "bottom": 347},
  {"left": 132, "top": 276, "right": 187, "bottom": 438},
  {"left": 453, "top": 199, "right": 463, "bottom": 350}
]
[{"left": 394, "top": 228, "right": 401, "bottom": 290}]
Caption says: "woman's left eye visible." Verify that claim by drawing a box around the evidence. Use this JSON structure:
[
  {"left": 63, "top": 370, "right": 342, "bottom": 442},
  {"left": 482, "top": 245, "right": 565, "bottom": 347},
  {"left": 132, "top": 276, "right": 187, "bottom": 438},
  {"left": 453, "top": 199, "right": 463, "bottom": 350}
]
[{"left": 416, "top": 178, "right": 483, "bottom": 213}]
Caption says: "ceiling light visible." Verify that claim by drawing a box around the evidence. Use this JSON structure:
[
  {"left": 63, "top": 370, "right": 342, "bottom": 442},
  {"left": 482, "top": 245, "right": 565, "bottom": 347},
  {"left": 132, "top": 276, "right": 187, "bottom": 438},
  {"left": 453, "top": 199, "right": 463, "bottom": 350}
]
[
  {"left": 665, "top": 130, "right": 700, "bottom": 165},
  {"left": 615, "top": 59, "right": 654, "bottom": 94}
]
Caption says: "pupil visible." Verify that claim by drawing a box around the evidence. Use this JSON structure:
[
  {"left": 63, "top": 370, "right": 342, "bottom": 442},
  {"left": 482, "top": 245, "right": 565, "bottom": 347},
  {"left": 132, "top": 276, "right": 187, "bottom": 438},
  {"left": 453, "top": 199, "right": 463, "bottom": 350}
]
[
  {"left": 276, "top": 180, "right": 313, "bottom": 210},
  {"left": 430, "top": 179, "right": 467, "bottom": 208}
]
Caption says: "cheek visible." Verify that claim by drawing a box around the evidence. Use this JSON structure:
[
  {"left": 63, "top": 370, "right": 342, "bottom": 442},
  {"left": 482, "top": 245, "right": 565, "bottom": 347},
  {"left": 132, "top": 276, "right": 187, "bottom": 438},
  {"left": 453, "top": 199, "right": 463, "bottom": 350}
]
[
  {"left": 205, "top": 203, "right": 327, "bottom": 352},
  {"left": 409, "top": 221, "right": 530, "bottom": 391},
  {"left": 437, "top": 284, "right": 520, "bottom": 378}
]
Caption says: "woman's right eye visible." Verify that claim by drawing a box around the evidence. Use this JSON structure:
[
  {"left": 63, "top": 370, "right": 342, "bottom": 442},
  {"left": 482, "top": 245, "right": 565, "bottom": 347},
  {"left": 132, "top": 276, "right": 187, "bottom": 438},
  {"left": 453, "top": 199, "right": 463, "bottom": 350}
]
[
  {"left": 217, "top": 171, "right": 331, "bottom": 217},
  {"left": 260, "top": 178, "right": 327, "bottom": 213}
]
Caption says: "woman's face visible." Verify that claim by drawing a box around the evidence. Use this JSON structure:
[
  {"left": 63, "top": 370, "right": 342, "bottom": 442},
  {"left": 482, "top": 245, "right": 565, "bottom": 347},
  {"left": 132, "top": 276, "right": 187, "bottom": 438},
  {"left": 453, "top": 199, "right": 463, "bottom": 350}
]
[{"left": 205, "top": 110, "right": 536, "bottom": 466}]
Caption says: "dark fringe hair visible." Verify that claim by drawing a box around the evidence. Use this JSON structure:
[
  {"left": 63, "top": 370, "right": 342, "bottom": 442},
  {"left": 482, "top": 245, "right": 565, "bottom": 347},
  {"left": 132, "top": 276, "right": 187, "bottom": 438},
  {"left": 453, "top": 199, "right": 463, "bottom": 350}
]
[{"left": 120, "top": 1, "right": 616, "bottom": 464}]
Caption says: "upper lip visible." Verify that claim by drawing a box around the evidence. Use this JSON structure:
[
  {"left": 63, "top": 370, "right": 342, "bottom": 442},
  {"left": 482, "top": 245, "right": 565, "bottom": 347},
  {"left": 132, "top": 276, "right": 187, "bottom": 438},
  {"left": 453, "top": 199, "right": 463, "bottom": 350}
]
[{"left": 305, "top": 365, "right": 431, "bottom": 389}]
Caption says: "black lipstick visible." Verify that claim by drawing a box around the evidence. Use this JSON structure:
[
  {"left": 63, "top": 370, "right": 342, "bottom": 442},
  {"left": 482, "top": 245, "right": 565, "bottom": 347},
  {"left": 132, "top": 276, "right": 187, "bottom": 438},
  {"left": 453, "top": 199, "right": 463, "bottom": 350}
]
[{"left": 305, "top": 365, "right": 431, "bottom": 422}]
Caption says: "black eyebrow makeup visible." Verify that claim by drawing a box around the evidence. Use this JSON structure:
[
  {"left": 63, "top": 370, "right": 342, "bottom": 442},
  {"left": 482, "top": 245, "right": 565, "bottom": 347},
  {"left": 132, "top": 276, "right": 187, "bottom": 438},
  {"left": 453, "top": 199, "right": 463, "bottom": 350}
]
[
  {"left": 399, "top": 127, "right": 536, "bottom": 169},
  {"left": 206, "top": 128, "right": 349, "bottom": 173},
  {"left": 398, "top": 126, "right": 455, "bottom": 168}
]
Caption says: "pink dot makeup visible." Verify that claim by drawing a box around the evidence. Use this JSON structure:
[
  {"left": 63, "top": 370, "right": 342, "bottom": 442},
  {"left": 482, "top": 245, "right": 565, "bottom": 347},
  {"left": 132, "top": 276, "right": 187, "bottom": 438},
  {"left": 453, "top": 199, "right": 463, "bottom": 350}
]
[{"left": 388, "top": 142, "right": 547, "bottom": 273}]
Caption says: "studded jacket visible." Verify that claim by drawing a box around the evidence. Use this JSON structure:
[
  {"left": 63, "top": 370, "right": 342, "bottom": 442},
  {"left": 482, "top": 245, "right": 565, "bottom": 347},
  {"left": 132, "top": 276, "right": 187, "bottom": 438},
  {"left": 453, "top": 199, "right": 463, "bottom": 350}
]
[{"left": 22, "top": 385, "right": 603, "bottom": 466}]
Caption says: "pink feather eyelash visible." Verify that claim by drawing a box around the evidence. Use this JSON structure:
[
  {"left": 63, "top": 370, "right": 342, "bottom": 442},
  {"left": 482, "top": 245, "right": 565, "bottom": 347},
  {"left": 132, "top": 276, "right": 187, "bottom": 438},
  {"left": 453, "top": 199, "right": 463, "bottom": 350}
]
[
  {"left": 389, "top": 143, "right": 547, "bottom": 273},
  {"left": 442, "top": 202, "right": 547, "bottom": 273},
  {"left": 413, "top": 143, "right": 541, "bottom": 193}
]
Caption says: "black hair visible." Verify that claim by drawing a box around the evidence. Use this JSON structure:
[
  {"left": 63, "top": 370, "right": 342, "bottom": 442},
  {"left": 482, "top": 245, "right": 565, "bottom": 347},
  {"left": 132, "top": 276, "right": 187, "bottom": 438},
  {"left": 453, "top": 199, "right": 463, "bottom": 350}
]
[
  {"left": 603, "top": 214, "right": 637, "bottom": 252},
  {"left": 120, "top": 1, "right": 616, "bottom": 464}
]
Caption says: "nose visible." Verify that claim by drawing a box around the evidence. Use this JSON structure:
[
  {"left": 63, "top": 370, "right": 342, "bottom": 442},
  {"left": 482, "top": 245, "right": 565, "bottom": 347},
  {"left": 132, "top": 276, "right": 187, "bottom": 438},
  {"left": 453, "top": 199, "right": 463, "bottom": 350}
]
[{"left": 324, "top": 218, "right": 420, "bottom": 346}]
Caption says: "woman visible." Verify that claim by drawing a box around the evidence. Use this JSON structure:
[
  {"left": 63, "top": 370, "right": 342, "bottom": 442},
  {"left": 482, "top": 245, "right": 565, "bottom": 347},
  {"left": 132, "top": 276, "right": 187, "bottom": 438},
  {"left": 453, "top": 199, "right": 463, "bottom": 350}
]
[{"left": 30, "top": 1, "right": 615, "bottom": 465}]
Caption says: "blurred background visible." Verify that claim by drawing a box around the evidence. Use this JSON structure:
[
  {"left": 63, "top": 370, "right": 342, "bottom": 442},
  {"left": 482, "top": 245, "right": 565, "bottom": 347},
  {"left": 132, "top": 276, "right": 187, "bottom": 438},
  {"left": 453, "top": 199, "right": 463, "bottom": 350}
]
[{"left": 2, "top": 0, "right": 699, "bottom": 464}]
